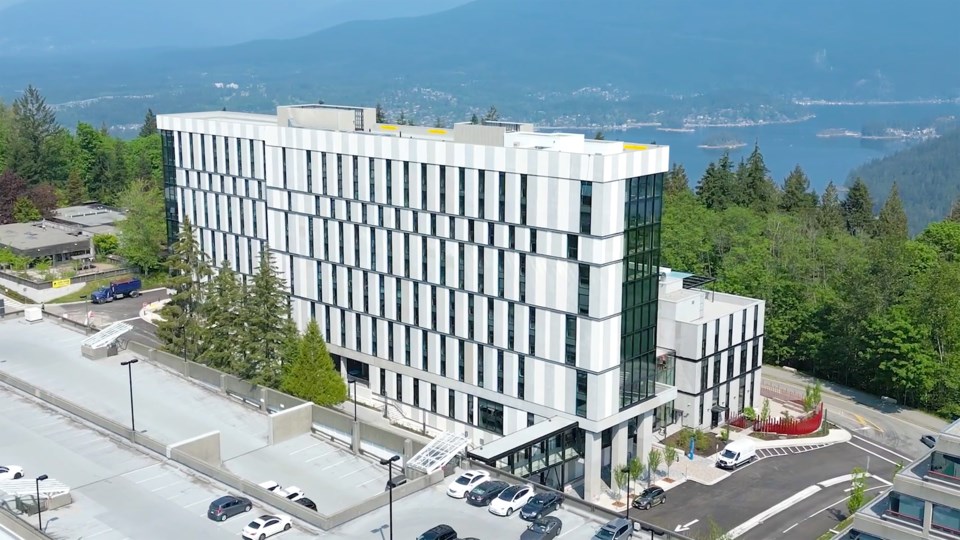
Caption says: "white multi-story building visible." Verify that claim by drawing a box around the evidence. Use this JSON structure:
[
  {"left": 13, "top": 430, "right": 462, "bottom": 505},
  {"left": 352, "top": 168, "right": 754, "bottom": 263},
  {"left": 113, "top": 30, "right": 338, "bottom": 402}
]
[
  {"left": 656, "top": 269, "right": 765, "bottom": 433},
  {"left": 156, "top": 104, "right": 761, "bottom": 502}
]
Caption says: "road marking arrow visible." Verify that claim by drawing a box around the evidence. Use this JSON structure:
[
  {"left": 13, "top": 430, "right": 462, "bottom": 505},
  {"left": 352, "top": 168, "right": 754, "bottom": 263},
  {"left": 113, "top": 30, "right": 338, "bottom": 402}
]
[{"left": 675, "top": 519, "right": 699, "bottom": 532}]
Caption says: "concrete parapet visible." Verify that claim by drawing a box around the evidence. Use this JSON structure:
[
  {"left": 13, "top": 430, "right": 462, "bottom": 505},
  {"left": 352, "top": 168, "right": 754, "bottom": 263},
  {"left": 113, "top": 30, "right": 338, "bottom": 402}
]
[
  {"left": 168, "top": 430, "right": 222, "bottom": 468},
  {"left": 268, "top": 402, "right": 313, "bottom": 445}
]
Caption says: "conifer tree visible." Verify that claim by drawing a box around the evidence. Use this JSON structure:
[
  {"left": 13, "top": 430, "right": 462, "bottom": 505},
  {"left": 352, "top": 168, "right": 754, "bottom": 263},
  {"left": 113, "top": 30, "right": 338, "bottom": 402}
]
[
  {"left": 281, "top": 319, "right": 347, "bottom": 406},
  {"left": 65, "top": 169, "right": 87, "bottom": 204},
  {"left": 483, "top": 106, "right": 499, "bottom": 122},
  {"left": 470, "top": 113, "right": 480, "bottom": 125},
  {"left": 664, "top": 163, "right": 690, "bottom": 197},
  {"left": 947, "top": 197, "right": 960, "bottom": 223},
  {"left": 696, "top": 154, "right": 735, "bottom": 210},
  {"left": 9, "top": 85, "right": 61, "bottom": 185},
  {"left": 197, "top": 261, "right": 244, "bottom": 372},
  {"left": 779, "top": 165, "right": 818, "bottom": 213},
  {"left": 875, "top": 183, "right": 909, "bottom": 240},
  {"left": 238, "top": 249, "right": 295, "bottom": 387},
  {"left": 738, "top": 144, "right": 779, "bottom": 213},
  {"left": 842, "top": 177, "right": 875, "bottom": 236},
  {"left": 139, "top": 109, "right": 157, "bottom": 138},
  {"left": 375, "top": 103, "right": 386, "bottom": 123},
  {"left": 818, "top": 181, "right": 845, "bottom": 232},
  {"left": 156, "top": 217, "right": 212, "bottom": 361}
]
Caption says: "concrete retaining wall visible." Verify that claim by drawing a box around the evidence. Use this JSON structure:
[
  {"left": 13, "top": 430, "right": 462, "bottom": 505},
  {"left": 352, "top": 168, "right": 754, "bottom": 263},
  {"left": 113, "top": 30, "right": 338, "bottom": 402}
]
[
  {"left": 324, "top": 469, "right": 444, "bottom": 529},
  {"left": 150, "top": 348, "right": 186, "bottom": 375},
  {"left": 222, "top": 374, "right": 261, "bottom": 409},
  {"left": 186, "top": 361, "right": 221, "bottom": 389},
  {"left": 263, "top": 387, "right": 307, "bottom": 412},
  {"left": 0, "top": 506, "right": 52, "bottom": 540},
  {"left": 168, "top": 431, "right": 222, "bottom": 468},
  {"left": 269, "top": 403, "right": 313, "bottom": 445}
]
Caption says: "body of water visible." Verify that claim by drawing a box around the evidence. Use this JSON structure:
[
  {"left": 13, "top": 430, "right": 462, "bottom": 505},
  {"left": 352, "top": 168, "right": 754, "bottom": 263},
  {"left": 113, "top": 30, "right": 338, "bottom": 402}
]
[{"left": 615, "top": 102, "right": 960, "bottom": 193}]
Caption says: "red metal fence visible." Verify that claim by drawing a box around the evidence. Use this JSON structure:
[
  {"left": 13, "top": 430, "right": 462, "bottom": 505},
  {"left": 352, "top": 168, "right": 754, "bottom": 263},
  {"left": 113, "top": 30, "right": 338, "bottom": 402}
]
[{"left": 729, "top": 403, "right": 824, "bottom": 436}]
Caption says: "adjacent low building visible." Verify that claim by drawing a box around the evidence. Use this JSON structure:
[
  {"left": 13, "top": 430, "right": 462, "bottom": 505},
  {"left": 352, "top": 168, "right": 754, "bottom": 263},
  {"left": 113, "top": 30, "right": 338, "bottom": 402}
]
[
  {"left": 0, "top": 221, "right": 92, "bottom": 264},
  {"left": 156, "top": 103, "right": 765, "bottom": 501},
  {"left": 840, "top": 418, "right": 960, "bottom": 539}
]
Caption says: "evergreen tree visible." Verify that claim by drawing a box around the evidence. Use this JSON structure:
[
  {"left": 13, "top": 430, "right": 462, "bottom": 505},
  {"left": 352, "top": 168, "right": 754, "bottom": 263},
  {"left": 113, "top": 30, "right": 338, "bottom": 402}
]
[
  {"left": 197, "top": 261, "right": 244, "bottom": 372},
  {"left": 139, "top": 109, "right": 157, "bottom": 138},
  {"left": 875, "top": 183, "right": 909, "bottom": 240},
  {"left": 818, "top": 181, "right": 845, "bottom": 232},
  {"left": 239, "top": 249, "right": 295, "bottom": 387},
  {"left": 663, "top": 163, "right": 690, "bottom": 196},
  {"left": 396, "top": 111, "right": 410, "bottom": 126},
  {"left": 375, "top": 103, "right": 386, "bottom": 123},
  {"left": 433, "top": 117, "right": 444, "bottom": 129},
  {"left": 738, "top": 144, "right": 779, "bottom": 213},
  {"left": 12, "top": 197, "right": 40, "bottom": 222},
  {"left": 695, "top": 154, "right": 735, "bottom": 210},
  {"left": 470, "top": 113, "right": 480, "bottom": 125},
  {"left": 9, "top": 85, "right": 61, "bottom": 185},
  {"left": 593, "top": 130, "right": 605, "bottom": 140},
  {"left": 281, "top": 319, "right": 347, "bottom": 406},
  {"left": 65, "top": 169, "right": 87, "bottom": 204},
  {"left": 156, "top": 217, "right": 212, "bottom": 362},
  {"left": 779, "top": 165, "right": 818, "bottom": 213},
  {"left": 482, "top": 106, "right": 499, "bottom": 122},
  {"left": 842, "top": 177, "right": 875, "bottom": 236}
]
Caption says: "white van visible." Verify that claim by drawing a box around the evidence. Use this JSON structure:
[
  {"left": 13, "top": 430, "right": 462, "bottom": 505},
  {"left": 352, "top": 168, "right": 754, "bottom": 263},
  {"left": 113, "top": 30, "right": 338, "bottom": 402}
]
[{"left": 716, "top": 439, "right": 757, "bottom": 469}]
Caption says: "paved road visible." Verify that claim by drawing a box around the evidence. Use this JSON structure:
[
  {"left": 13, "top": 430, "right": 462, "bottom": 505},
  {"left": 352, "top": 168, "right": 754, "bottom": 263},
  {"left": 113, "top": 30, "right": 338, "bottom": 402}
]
[
  {"left": 638, "top": 441, "right": 897, "bottom": 539},
  {"left": 46, "top": 288, "right": 168, "bottom": 348},
  {"left": 763, "top": 365, "right": 948, "bottom": 460}
]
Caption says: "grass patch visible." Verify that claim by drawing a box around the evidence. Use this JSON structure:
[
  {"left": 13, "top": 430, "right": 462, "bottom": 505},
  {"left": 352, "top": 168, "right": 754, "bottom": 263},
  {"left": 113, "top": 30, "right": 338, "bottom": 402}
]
[{"left": 0, "top": 284, "right": 32, "bottom": 304}]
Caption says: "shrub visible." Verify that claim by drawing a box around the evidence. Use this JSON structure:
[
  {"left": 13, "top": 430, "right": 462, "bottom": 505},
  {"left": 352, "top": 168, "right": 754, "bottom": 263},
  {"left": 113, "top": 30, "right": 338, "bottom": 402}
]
[{"left": 742, "top": 406, "right": 757, "bottom": 421}]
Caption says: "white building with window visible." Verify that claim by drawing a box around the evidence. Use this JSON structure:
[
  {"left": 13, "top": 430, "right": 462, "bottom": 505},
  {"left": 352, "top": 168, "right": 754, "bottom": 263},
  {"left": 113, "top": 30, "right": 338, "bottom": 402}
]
[
  {"left": 157, "top": 103, "right": 740, "bottom": 502},
  {"left": 656, "top": 269, "right": 765, "bottom": 432}
]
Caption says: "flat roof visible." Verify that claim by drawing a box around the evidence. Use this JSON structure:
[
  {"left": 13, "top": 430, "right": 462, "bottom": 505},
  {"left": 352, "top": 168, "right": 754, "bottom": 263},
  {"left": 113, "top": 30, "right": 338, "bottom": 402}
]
[
  {"left": 54, "top": 204, "right": 125, "bottom": 227},
  {"left": 0, "top": 222, "right": 89, "bottom": 252},
  {"left": 163, "top": 110, "right": 279, "bottom": 126},
  {"left": 468, "top": 416, "right": 578, "bottom": 462},
  {"left": 946, "top": 417, "right": 960, "bottom": 436}
]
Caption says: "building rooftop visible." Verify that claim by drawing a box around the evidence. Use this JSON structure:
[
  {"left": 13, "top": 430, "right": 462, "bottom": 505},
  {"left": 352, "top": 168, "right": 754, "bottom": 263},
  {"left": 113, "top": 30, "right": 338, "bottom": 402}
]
[
  {"left": 657, "top": 267, "right": 759, "bottom": 323},
  {"left": 946, "top": 416, "right": 960, "bottom": 437},
  {"left": 54, "top": 204, "right": 125, "bottom": 228},
  {"left": 165, "top": 103, "right": 663, "bottom": 156},
  {"left": 0, "top": 222, "right": 90, "bottom": 254}
]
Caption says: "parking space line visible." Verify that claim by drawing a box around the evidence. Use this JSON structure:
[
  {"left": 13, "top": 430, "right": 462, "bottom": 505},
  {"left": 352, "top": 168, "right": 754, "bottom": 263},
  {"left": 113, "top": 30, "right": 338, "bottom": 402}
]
[
  {"left": 339, "top": 463, "right": 376, "bottom": 479},
  {"left": 151, "top": 481, "right": 183, "bottom": 492},
  {"left": 305, "top": 449, "right": 340, "bottom": 463},
  {"left": 847, "top": 441, "right": 900, "bottom": 466},
  {"left": 290, "top": 442, "right": 322, "bottom": 455},
  {"left": 320, "top": 457, "right": 353, "bottom": 471},
  {"left": 84, "top": 528, "right": 115, "bottom": 539},
  {"left": 134, "top": 472, "right": 168, "bottom": 484},
  {"left": 358, "top": 476, "right": 380, "bottom": 488},
  {"left": 185, "top": 498, "right": 210, "bottom": 508},
  {"left": 122, "top": 463, "right": 161, "bottom": 477},
  {"left": 851, "top": 435, "right": 910, "bottom": 462},
  {"left": 558, "top": 522, "right": 585, "bottom": 538}
]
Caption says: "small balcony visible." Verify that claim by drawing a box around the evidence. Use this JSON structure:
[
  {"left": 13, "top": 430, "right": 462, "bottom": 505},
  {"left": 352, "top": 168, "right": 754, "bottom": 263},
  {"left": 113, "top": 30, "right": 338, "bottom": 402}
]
[{"left": 911, "top": 451, "right": 960, "bottom": 489}]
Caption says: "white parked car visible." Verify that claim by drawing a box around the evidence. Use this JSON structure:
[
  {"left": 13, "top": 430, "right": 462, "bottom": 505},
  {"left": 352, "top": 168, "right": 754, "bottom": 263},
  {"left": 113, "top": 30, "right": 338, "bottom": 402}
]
[
  {"left": 241, "top": 514, "right": 292, "bottom": 540},
  {"left": 258, "top": 480, "right": 282, "bottom": 493},
  {"left": 446, "top": 470, "right": 490, "bottom": 498},
  {"left": 278, "top": 486, "right": 304, "bottom": 501},
  {"left": 0, "top": 466, "right": 23, "bottom": 480},
  {"left": 489, "top": 484, "right": 534, "bottom": 517}
]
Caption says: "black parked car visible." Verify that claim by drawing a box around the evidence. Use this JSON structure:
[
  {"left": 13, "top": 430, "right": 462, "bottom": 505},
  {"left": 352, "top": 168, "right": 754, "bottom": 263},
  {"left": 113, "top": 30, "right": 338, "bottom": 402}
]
[
  {"left": 632, "top": 486, "right": 666, "bottom": 510},
  {"left": 416, "top": 524, "right": 457, "bottom": 540},
  {"left": 465, "top": 480, "right": 509, "bottom": 507},
  {"left": 521, "top": 516, "right": 563, "bottom": 540},
  {"left": 295, "top": 497, "right": 317, "bottom": 511},
  {"left": 921, "top": 434, "right": 937, "bottom": 448},
  {"left": 207, "top": 495, "right": 252, "bottom": 521},
  {"left": 520, "top": 491, "right": 564, "bottom": 521}
]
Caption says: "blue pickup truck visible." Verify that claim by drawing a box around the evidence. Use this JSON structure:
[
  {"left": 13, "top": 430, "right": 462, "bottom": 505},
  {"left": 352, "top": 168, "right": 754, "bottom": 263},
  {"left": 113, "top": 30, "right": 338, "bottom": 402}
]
[{"left": 90, "top": 278, "right": 142, "bottom": 304}]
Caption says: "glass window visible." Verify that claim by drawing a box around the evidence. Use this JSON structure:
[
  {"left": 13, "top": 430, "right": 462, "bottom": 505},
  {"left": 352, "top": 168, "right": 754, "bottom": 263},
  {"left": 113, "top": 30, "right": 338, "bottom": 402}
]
[
  {"left": 579, "top": 182, "right": 592, "bottom": 234},
  {"left": 517, "top": 354, "right": 525, "bottom": 399},
  {"left": 576, "top": 371, "right": 588, "bottom": 417},
  {"left": 478, "top": 398, "right": 504, "bottom": 435},
  {"left": 568, "top": 234, "right": 578, "bottom": 260},
  {"left": 888, "top": 492, "right": 924, "bottom": 525},
  {"left": 578, "top": 264, "right": 590, "bottom": 316},
  {"left": 933, "top": 503, "right": 960, "bottom": 536},
  {"left": 565, "top": 315, "right": 577, "bottom": 366}
]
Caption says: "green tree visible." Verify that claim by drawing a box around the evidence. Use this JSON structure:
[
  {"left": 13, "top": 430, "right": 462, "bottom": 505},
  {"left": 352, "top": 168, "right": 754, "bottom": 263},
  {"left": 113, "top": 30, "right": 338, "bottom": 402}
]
[
  {"left": 239, "top": 249, "right": 295, "bottom": 386},
  {"left": 433, "top": 117, "right": 444, "bottom": 128},
  {"left": 664, "top": 162, "right": 691, "bottom": 197},
  {"left": 736, "top": 144, "right": 779, "bottom": 213},
  {"left": 396, "top": 111, "right": 410, "bottom": 126},
  {"left": 64, "top": 169, "right": 88, "bottom": 204},
  {"left": 760, "top": 398, "right": 771, "bottom": 422},
  {"left": 847, "top": 467, "right": 867, "bottom": 517},
  {"left": 874, "top": 183, "right": 908, "bottom": 240},
  {"left": 696, "top": 154, "right": 736, "bottom": 211},
  {"left": 12, "top": 197, "right": 40, "bottom": 222},
  {"left": 375, "top": 103, "right": 386, "bottom": 123},
  {"left": 8, "top": 85, "right": 61, "bottom": 185},
  {"left": 817, "top": 181, "right": 845, "bottom": 232},
  {"left": 842, "top": 177, "right": 874, "bottom": 236},
  {"left": 803, "top": 381, "right": 823, "bottom": 412},
  {"left": 628, "top": 456, "right": 644, "bottom": 489},
  {"left": 92, "top": 233, "right": 119, "bottom": 256},
  {"left": 948, "top": 196, "right": 960, "bottom": 223},
  {"left": 138, "top": 109, "right": 157, "bottom": 138},
  {"left": 197, "top": 261, "right": 244, "bottom": 372},
  {"left": 860, "top": 308, "right": 937, "bottom": 406},
  {"left": 917, "top": 221, "right": 960, "bottom": 261},
  {"left": 482, "top": 106, "right": 499, "bottom": 122},
  {"left": 663, "top": 445, "right": 679, "bottom": 478},
  {"left": 126, "top": 133, "right": 162, "bottom": 187},
  {"left": 647, "top": 448, "right": 662, "bottom": 486},
  {"left": 470, "top": 113, "right": 480, "bottom": 125},
  {"left": 281, "top": 319, "right": 347, "bottom": 406},
  {"left": 593, "top": 130, "right": 605, "bottom": 140},
  {"left": 612, "top": 465, "right": 628, "bottom": 500},
  {"left": 779, "top": 165, "right": 818, "bottom": 213},
  {"left": 0, "top": 100, "right": 13, "bottom": 171},
  {"left": 115, "top": 179, "right": 166, "bottom": 275},
  {"left": 156, "top": 217, "right": 212, "bottom": 362}
]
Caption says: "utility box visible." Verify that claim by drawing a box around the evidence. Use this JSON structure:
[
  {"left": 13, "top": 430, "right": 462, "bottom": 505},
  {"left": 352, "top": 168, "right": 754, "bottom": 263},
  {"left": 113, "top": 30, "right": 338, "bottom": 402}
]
[{"left": 24, "top": 306, "right": 42, "bottom": 322}]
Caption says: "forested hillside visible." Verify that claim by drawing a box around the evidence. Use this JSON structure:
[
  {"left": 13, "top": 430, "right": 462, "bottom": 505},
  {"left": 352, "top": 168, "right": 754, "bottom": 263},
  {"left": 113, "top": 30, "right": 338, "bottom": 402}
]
[
  {"left": 851, "top": 128, "right": 960, "bottom": 235},
  {"left": 664, "top": 150, "right": 960, "bottom": 419}
]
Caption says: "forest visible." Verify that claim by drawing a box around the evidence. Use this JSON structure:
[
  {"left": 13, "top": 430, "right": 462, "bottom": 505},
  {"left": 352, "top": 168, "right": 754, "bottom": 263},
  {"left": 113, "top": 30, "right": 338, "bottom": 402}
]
[
  {"left": 665, "top": 148, "right": 960, "bottom": 419},
  {"left": 852, "top": 127, "right": 960, "bottom": 236}
]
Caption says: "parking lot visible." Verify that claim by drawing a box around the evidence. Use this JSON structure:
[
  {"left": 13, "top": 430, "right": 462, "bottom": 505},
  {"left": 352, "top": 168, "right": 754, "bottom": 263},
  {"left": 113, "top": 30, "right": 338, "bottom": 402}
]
[
  {"left": 332, "top": 480, "right": 610, "bottom": 540},
  {"left": 0, "top": 384, "right": 319, "bottom": 540},
  {"left": 225, "top": 434, "right": 386, "bottom": 514},
  {"left": 637, "top": 440, "right": 900, "bottom": 539},
  {"left": 0, "top": 319, "right": 269, "bottom": 460}
]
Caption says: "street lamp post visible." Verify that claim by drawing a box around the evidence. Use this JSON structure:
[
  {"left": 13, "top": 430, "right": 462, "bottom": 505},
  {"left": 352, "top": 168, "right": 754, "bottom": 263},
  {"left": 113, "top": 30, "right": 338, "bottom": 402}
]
[
  {"left": 35, "top": 474, "right": 47, "bottom": 531},
  {"left": 623, "top": 464, "right": 632, "bottom": 520},
  {"left": 379, "top": 455, "right": 401, "bottom": 540},
  {"left": 349, "top": 378, "right": 358, "bottom": 422},
  {"left": 120, "top": 359, "right": 139, "bottom": 432}
]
